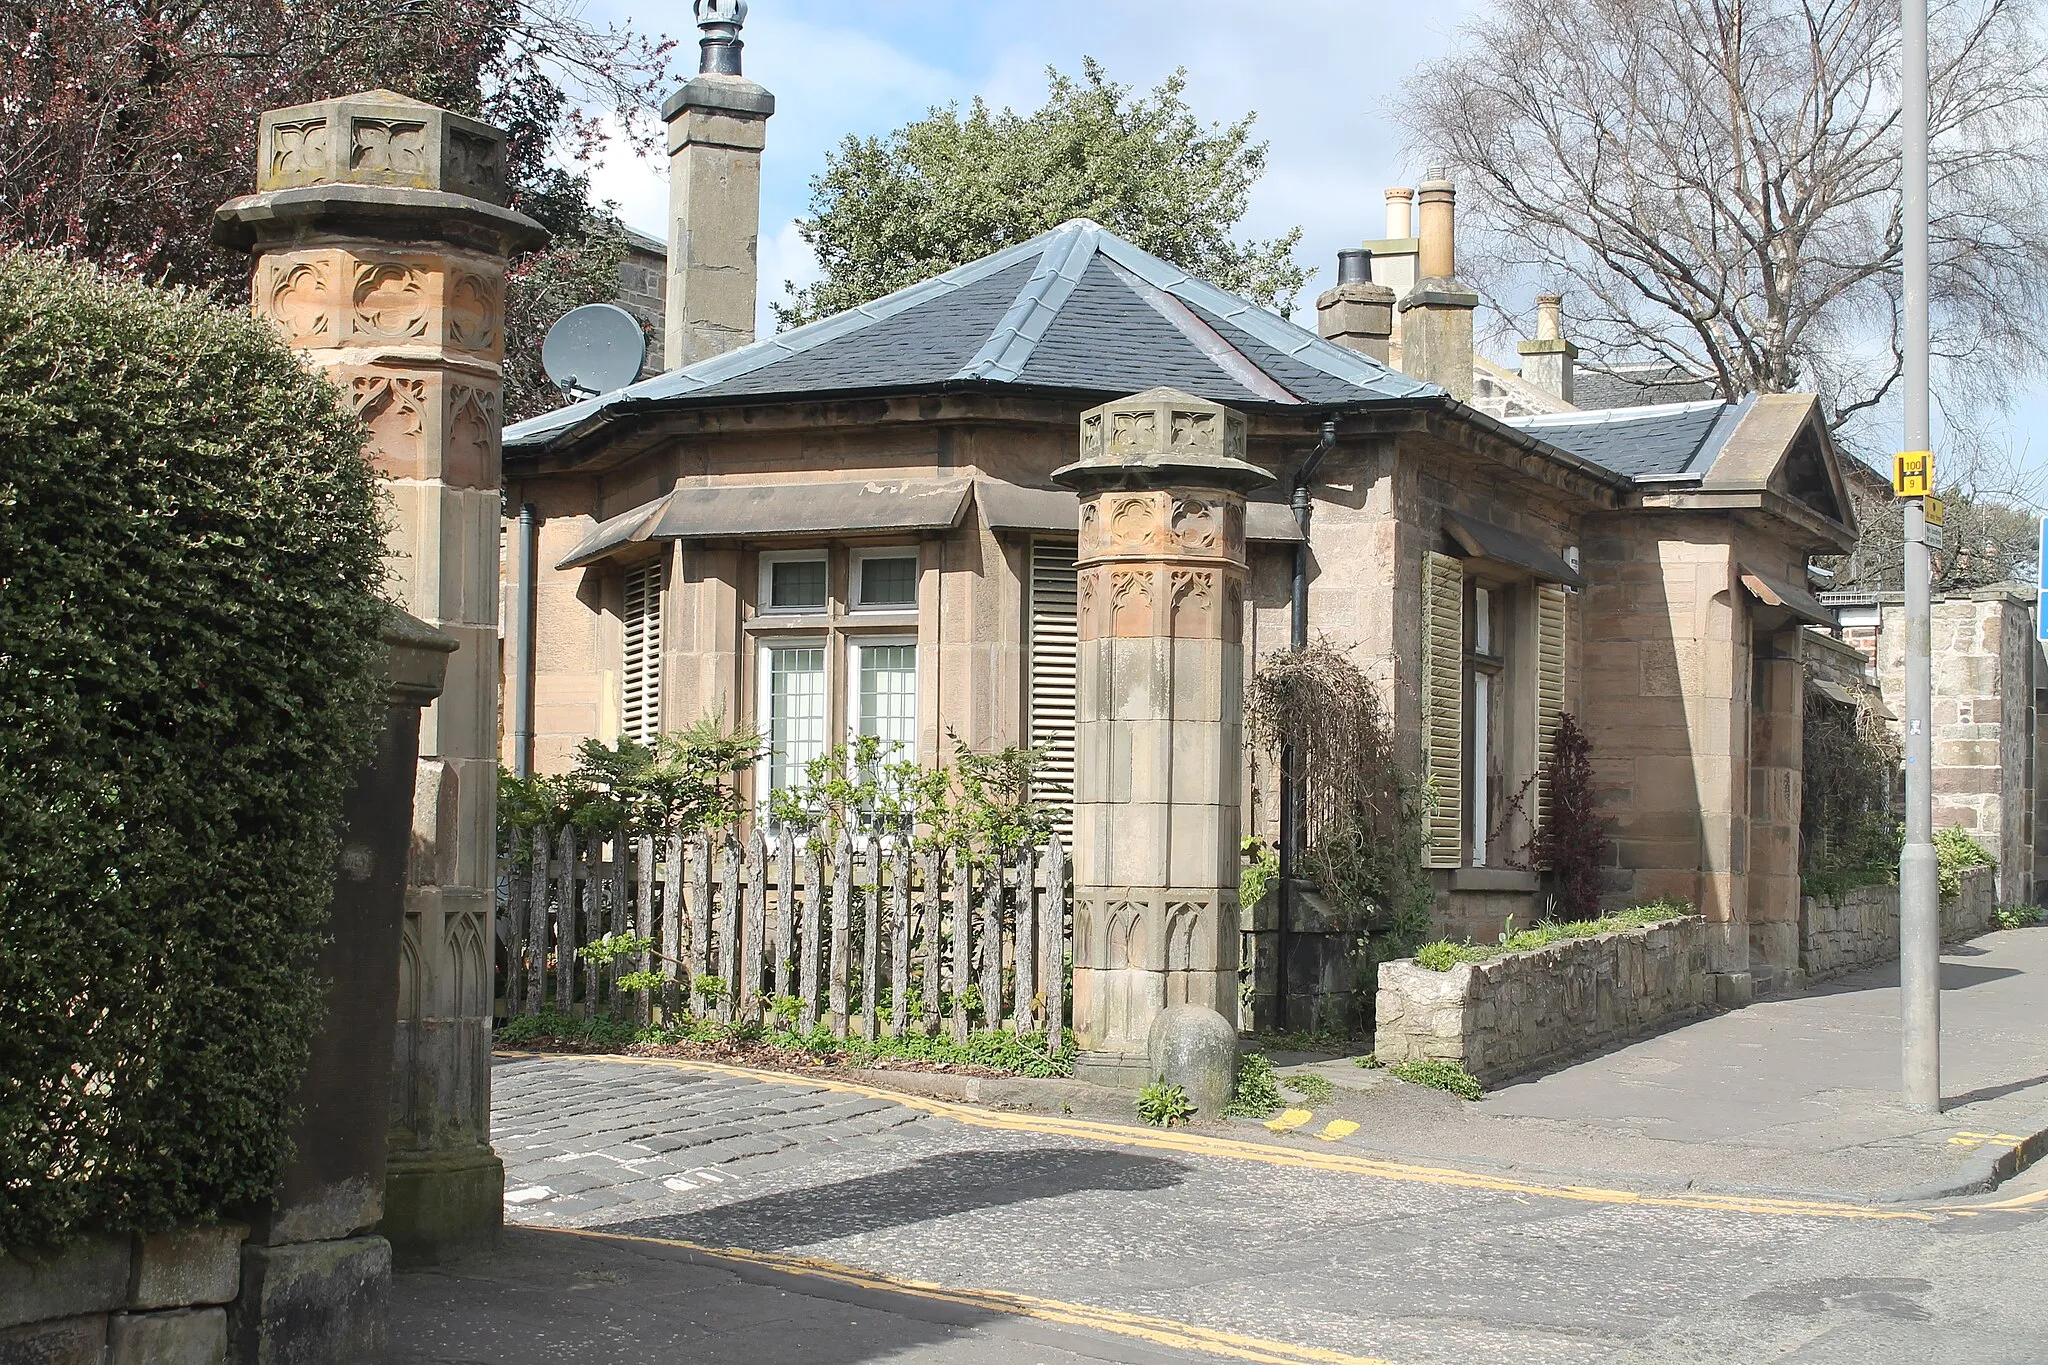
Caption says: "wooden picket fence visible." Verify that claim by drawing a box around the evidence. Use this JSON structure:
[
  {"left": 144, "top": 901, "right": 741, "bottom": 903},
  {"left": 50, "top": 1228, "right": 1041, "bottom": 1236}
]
[{"left": 497, "top": 825, "right": 1069, "bottom": 1051}]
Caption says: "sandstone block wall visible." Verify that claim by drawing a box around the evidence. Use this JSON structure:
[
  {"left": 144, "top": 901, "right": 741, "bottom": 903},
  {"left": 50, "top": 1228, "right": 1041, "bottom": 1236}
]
[
  {"left": 3, "top": 1224, "right": 244, "bottom": 1364},
  {"left": 1373, "top": 916, "right": 1708, "bottom": 1085},
  {"left": 1799, "top": 865, "right": 1999, "bottom": 983}
]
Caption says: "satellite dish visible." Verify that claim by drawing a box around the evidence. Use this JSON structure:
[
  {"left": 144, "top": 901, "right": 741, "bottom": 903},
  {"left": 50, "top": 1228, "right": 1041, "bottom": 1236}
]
[{"left": 542, "top": 303, "right": 647, "bottom": 398}]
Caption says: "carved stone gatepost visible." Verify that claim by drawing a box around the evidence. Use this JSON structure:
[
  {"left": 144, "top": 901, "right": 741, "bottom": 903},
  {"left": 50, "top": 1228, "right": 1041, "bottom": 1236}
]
[
  {"left": 216, "top": 90, "right": 547, "bottom": 1265},
  {"left": 1052, "top": 388, "right": 1273, "bottom": 1089}
]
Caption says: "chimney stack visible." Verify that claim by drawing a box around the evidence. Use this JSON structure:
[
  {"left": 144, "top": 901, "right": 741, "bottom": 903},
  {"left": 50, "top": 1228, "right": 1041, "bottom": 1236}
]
[
  {"left": 1384, "top": 187, "right": 1414, "bottom": 241},
  {"left": 1395, "top": 169, "right": 1479, "bottom": 401},
  {"left": 1517, "top": 293, "right": 1577, "bottom": 403},
  {"left": 1316, "top": 249, "right": 1395, "bottom": 363},
  {"left": 661, "top": 0, "right": 773, "bottom": 370}
]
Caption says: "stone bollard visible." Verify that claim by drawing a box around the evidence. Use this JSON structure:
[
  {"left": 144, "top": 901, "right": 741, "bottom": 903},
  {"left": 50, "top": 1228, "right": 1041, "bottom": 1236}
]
[
  {"left": 216, "top": 90, "right": 547, "bottom": 1266},
  {"left": 1052, "top": 388, "right": 1271, "bottom": 1089}
]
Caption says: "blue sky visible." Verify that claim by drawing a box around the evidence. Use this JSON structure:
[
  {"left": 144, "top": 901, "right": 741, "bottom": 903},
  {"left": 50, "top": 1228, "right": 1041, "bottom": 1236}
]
[{"left": 577, "top": 0, "right": 2043, "bottom": 493}]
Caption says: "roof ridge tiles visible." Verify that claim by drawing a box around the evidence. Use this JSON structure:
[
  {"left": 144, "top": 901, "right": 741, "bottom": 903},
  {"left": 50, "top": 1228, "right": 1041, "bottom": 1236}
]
[{"left": 954, "top": 221, "right": 1101, "bottom": 382}]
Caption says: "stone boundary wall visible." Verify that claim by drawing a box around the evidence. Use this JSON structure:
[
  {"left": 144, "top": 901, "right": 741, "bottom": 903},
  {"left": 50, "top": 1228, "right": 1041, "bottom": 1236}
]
[
  {"left": 3, "top": 1224, "right": 243, "bottom": 1363},
  {"left": 1800, "top": 865, "right": 1998, "bottom": 983},
  {"left": 1373, "top": 917, "right": 1708, "bottom": 1085}
]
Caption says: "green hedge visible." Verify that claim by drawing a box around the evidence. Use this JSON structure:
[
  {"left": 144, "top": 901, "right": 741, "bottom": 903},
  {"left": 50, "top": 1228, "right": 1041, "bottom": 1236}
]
[{"left": 0, "top": 251, "right": 387, "bottom": 1249}]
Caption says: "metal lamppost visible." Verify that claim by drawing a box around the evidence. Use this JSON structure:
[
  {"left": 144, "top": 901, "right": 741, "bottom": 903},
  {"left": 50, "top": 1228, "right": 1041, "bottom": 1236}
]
[{"left": 1898, "top": 0, "right": 1941, "bottom": 1114}]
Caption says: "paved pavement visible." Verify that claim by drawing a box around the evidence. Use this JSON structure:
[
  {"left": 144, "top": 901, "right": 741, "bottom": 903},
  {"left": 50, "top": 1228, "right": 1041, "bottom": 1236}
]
[
  {"left": 391, "top": 927, "right": 2048, "bottom": 1364},
  {"left": 1274, "top": 924, "right": 2048, "bottom": 1199}
]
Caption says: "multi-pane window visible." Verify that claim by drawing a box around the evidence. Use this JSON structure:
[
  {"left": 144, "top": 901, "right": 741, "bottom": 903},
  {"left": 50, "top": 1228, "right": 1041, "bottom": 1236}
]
[
  {"left": 765, "top": 554, "right": 828, "bottom": 612},
  {"left": 853, "top": 641, "right": 918, "bottom": 759},
  {"left": 763, "top": 644, "right": 826, "bottom": 797},
  {"left": 1468, "top": 585, "right": 1504, "bottom": 866},
  {"left": 620, "top": 559, "right": 663, "bottom": 746},
  {"left": 855, "top": 553, "right": 919, "bottom": 609}
]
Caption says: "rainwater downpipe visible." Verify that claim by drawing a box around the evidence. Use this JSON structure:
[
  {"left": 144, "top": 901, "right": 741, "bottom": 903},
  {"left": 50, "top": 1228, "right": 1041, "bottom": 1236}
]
[
  {"left": 1277, "top": 418, "right": 1338, "bottom": 1030},
  {"left": 511, "top": 501, "right": 538, "bottom": 780}
]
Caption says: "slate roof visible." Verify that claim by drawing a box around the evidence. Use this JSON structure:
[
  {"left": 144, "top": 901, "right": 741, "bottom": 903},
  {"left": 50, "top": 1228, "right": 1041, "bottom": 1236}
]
[
  {"left": 504, "top": 219, "right": 1441, "bottom": 451},
  {"left": 1572, "top": 362, "right": 1722, "bottom": 411},
  {"left": 1505, "top": 397, "right": 1753, "bottom": 481}
]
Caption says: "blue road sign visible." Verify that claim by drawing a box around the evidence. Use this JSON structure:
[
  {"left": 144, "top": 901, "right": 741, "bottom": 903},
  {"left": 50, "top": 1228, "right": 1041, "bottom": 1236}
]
[{"left": 2038, "top": 515, "right": 2048, "bottom": 642}]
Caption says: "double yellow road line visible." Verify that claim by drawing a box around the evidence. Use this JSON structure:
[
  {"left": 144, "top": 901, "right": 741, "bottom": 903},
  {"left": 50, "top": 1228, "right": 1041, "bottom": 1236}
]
[
  {"left": 553, "top": 1224, "right": 1398, "bottom": 1365},
  {"left": 509, "top": 1051, "right": 1946, "bottom": 1223}
]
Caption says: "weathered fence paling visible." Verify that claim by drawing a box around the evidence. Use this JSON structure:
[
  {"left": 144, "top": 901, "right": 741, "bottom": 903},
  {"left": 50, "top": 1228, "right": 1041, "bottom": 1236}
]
[{"left": 498, "top": 828, "right": 1070, "bottom": 1053}]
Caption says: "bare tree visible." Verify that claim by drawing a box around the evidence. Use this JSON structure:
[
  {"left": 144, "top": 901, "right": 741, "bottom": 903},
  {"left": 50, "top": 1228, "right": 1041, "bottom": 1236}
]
[
  {"left": 1398, "top": 0, "right": 2048, "bottom": 436},
  {"left": 1832, "top": 437, "right": 2043, "bottom": 591}
]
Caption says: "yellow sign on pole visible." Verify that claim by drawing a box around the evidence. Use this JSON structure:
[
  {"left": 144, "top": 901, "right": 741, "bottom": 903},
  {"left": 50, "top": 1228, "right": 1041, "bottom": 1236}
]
[
  {"left": 1894, "top": 450, "right": 1934, "bottom": 497},
  {"left": 1925, "top": 494, "right": 1946, "bottom": 526}
]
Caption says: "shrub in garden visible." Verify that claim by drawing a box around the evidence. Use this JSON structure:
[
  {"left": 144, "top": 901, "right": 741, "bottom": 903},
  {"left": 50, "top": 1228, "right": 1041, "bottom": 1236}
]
[{"left": 0, "top": 251, "right": 387, "bottom": 1249}]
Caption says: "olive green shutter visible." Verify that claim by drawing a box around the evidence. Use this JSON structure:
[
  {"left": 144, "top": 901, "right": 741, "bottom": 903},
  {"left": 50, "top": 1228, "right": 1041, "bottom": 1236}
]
[
  {"left": 1421, "top": 551, "right": 1464, "bottom": 867},
  {"left": 1534, "top": 583, "right": 1567, "bottom": 831}
]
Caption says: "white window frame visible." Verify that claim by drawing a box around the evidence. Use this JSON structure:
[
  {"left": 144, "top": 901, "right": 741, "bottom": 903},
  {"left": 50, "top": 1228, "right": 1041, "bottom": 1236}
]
[
  {"left": 758, "top": 549, "right": 830, "bottom": 615},
  {"left": 849, "top": 547, "right": 921, "bottom": 613},
  {"left": 846, "top": 635, "right": 919, "bottom": 765},
  {"left": 757, "top": 637, "right": 829, "bottom": 806}
]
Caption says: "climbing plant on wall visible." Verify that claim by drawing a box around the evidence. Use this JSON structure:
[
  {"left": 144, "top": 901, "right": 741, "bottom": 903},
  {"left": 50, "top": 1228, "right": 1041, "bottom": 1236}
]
[
  {"left": 1800, "top": 692, "right": 1902, "bottom": 901},
  {"left": 1245, "top": 641, "right": 1435, "bottom": 971}
]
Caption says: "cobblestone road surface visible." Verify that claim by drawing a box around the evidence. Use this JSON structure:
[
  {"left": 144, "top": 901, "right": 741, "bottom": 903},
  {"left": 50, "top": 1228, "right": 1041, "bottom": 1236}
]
[{"left": 390, "top": 1053, "right": 2048, "bottom": 1365}]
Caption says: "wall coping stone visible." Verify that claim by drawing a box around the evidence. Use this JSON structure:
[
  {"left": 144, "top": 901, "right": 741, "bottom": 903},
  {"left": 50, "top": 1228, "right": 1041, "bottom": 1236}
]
[{"left": 1375, "top": 915, "right": 1708, "bottom": 1084}]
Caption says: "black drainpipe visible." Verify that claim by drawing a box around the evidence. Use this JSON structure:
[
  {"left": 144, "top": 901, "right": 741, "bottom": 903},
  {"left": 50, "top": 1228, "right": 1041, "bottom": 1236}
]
[{"left": 1276, "top": 418, "right": 1338, "bottom": 1031}]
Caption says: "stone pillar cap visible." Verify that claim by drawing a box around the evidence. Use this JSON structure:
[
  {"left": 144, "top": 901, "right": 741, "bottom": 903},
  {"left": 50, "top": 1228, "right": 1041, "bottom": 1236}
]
[
  {"left": 213, "top": 183, "right": 547, "bottom": 255},
  {"left": 381, "top": 606, "right": 456, "bottom": 707},
  {"left": 662, "top": 74, "right": 777, "bottom": 121},
  {"left": 1054, "top": 387, "right": 1273, "bottom": 495}
]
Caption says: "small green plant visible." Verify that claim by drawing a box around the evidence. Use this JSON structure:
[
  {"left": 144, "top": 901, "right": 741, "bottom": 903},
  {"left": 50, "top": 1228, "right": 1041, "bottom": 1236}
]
[
  {"left": 1390, "top": 1058, "right": 1483, "bottom": 1101},
  {"left": 1282, "top": 1072, "right": 1334, "bottom": 1104},
  {"left": 1137, "top": 1078, "right": 1197, "bottom": 1127},
  {"left": 692, "top": 974, "right": 728, "bottom": 1000},
  {"left": 1240, "top": 836, "right": 1280, "bottom": 910},
  {"left": 1995, "top": 903, "right": 2046, "bottom": 930},
  {"left": 1355, "top": 1052, "right": 1380, "bottom": 1069},
  {"left": 1935, "top": 826, "right": 1996, "bottom": 903},
  {"left": 1222, "top": 1052, "right": 1284, "bottom": 1118},
  {"left": 1413, "top": 941, "right": 1463, "bottom": 971},
  {"left": 497, "top": 1009, "right": 640, "bottom": 1050},
  {"left": 1408, "top": 900, "right": 1696, "bottom": 971}
]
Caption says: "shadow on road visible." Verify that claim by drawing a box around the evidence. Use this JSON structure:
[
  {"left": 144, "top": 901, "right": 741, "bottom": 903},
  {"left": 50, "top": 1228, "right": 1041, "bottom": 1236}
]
[
  {"left": 601, "top": 1146, "right": 1190, "bottom": 1250},
  {"left": 391, "top": 1222, "right": 1210, "bottom": 1365}
]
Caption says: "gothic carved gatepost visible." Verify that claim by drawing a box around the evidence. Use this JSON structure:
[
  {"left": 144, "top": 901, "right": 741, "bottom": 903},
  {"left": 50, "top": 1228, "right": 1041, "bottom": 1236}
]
[
  {"left": 217, "top": 89, "right": 547, "bottom": 1266},
  {"left": 1052, "top": 388, "right": 1272, "bottom": 1085}
]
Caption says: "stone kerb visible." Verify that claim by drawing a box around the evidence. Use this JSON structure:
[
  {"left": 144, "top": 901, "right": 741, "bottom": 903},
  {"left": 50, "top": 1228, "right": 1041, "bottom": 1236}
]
[
  {"left": 1054, "top": 388, "right": 1271, "bottom": 1085},
  {"left": 1373, "top": 917, "right": 1708, "bottom": 1085}
]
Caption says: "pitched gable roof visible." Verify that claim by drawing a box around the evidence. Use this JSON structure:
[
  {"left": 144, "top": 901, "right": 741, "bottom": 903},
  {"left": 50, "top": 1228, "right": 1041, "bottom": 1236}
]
[
  {"left": 1506, "top": 398, "right": 1751, "bottom": 480},
  {"left": 504, "top": 219, "right": 1441, "bottom": 452}
]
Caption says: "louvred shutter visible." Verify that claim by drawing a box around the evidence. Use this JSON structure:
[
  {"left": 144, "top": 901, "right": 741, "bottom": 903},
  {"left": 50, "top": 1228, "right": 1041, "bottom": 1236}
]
[{"left": 1421, "top": 551, "right": 1464, "bottom": 868}]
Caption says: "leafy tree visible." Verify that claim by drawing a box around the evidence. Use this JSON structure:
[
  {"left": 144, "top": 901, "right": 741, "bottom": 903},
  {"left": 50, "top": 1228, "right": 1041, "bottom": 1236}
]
[
  {"left": 1398, "top": 0, "right": 2048, "bottom": 437},
  {"left": 778, "top": 58, "right": 1308, "bottom": 327},
  {"left": 499, "top": 715, "right": 763, "bottom": 840},
  {"left": 1, "top": 0, "right": 673, "bottom": 417}
]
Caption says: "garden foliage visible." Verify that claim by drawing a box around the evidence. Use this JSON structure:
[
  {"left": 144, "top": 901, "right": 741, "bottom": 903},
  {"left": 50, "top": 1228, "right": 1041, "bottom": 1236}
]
[
  {"left": 0, "top": 252, "right": 387, "bottom": 1249},
  {"left": 1246, "top": 642, "right": 1435, "bottom": 986}
]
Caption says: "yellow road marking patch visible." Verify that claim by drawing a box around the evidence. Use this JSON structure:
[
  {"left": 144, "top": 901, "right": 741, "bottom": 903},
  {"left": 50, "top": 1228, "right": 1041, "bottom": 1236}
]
[
  {"left": 552, "top": 1225, "right": 1403, "bottom": 1365},
  {"left": 500, "top": 1052, "right": 1949, "bottom": 1222},
  {"left": 1266, "top": 1109, "right": 1314, "bottom": 1133},
  {"left": 1319, "top": 1120, "right": 1360, "bottom": 1142},
  {"left": 1949, "top": 1131, "right": 2026, "bottom": 1148}
]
